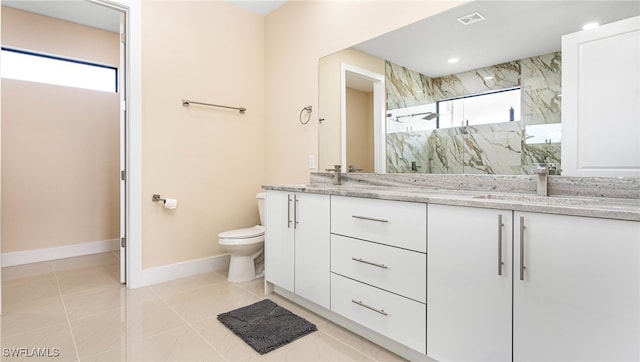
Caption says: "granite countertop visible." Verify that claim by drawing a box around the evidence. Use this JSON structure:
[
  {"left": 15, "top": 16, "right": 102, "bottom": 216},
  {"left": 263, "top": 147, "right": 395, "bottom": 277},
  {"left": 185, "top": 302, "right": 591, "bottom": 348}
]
[{"left": 262, "top": 183, "right": 640, "bottom": 222}]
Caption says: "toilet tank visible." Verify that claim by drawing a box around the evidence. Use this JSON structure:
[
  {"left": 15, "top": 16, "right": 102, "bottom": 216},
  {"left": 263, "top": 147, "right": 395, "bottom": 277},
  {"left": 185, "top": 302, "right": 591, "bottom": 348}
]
[{"left": 256, "top": 192, "right": 266, "bottom": 225}]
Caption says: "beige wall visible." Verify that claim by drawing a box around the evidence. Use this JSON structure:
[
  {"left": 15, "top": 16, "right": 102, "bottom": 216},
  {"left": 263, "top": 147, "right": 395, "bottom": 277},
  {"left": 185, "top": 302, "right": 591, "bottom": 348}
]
[
  {"left": 264, "top": 0, "right": 469, "bottom": 184},
  {"left": 1, "top": 7, "right": 119, "bottom": 66},
  {"left": 1, "top": 7, "right": 120, "bottom": 252},
  {"left": 346, "top": 88, "right": 374, "bottom": 172},
  {"left": 140, "top": 2, "right": 265, "bottom": 269}
]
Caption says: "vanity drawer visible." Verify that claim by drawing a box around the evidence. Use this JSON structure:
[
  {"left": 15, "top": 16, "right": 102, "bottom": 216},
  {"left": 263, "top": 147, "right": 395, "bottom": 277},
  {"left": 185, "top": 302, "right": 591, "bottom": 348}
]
[
  {"left": 330, "top": 196, "right": 427, "bottom": 252},
  {"left": 331, "top": 234, "right": 426, "bottom": 303},
  {"left": 331, "top": 273, "right": 426, "bottom": 354}
]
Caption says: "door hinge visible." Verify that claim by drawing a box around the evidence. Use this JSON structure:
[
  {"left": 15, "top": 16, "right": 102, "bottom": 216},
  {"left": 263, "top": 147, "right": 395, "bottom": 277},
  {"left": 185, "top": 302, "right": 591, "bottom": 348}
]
[
  {"left": 120, "top": 33, "right": 126, "bottom": 44},
  {"left": 120, "top": 100, "right": 126, "bottom": 111},
  {"left": 121, "top": 170, "right": 126, "bottom": 181},
  {"left": 121, "top": 237, "right": 126, "bottom": 248}
]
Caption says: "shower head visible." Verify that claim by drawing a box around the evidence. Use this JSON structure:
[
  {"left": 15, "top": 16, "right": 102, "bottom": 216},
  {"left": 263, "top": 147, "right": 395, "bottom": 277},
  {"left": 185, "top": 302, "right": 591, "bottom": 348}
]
[{"left": 422, "top": 112, "right": 439, "bottom": 121}]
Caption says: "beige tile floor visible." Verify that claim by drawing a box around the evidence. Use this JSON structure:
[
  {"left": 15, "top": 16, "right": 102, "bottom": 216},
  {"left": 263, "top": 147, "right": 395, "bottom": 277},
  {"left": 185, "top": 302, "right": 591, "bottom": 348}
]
[{"left": 1, "top": 252, "right": 405, "bottom": 361}]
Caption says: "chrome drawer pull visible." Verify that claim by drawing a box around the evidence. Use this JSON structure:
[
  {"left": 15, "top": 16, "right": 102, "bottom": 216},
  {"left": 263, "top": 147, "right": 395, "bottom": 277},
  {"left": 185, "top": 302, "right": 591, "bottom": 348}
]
[
  {"left": 351, "top": 257, "right": 388, "bottom": 269},
  {"left": 351, "top": 299, "right": 388, "bottom": 316},
  {"left": 498, "top": 214, "right": 504, "bottom": 276},
  {"left": 351, "top": 215, "right": 389, "bottom": 223},
  {"left": 519, "top": 216, "right": 527, "bottom": 281},
  {"left": 287, "top": 195, "right": 292, "bottom": 228},
  {"left": 294, "top": 195, "right": 299, "bottom": 229}
]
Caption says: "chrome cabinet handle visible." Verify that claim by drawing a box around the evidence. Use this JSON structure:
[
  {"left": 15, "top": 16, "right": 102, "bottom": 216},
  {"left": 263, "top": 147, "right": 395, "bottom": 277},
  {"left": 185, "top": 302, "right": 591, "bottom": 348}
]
[
  {"left": 519, "top": 216, "right": 526, "bottom": 281},
  {"left": 287, "top": 195, "right": 292, "bottom": 228},
  {"left": 498, "top": 214, "right": 504, "bottom": 276},
  {"left": 351, "top": 215, "right": 389, "bottom": 223},
  {"left": 294, "top": 195, "right": 299, "bottom": 229},
  {"left": 351, "top": 299, "right": 388, "bottom": 316},
  {"left": 351, "top": 257, "right": 388, "bottom": 269}
]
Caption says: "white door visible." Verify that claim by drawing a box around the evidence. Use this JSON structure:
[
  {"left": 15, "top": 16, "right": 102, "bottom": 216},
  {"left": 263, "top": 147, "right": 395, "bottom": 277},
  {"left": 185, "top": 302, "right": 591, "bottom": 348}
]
[
  {"left": 427, "top": 204, "right": 512, "bottom": 362},
  {"left": 118, "top": 12, "right": 127, "bottom": 284},
  {"left": 514, "top": 212, "right": 640, "bottom": 361}
]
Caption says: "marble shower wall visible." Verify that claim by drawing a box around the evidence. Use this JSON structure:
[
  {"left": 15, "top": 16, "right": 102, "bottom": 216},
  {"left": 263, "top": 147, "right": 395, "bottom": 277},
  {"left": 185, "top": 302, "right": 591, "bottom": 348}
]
[
  {"left": 386, "top": 62, "right": 433, "bottom": 109},
  {"left": 521, "top": 52, "right": 562, "bottom": 125},
  {"left": 431, "top": 61, "right": 520, "bottom": 102},
  {"left": 387, "top": 122, "right": 523, "bottom": 174},
  {"left": 386, "top": 52, "right": 562, "bottom": 175}
]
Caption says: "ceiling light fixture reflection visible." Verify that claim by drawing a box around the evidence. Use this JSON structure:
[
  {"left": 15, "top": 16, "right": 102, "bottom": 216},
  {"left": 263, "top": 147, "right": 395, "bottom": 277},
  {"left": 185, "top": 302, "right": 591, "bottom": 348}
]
[
  {"left": 582, "top": 22, "right": 600, "bottom": 30},
  {"left": 484, "top": 76, "right": 494, "bottom": 80},
  {"left": 457, "top": 12, "right": 485, "bottom": 25}
]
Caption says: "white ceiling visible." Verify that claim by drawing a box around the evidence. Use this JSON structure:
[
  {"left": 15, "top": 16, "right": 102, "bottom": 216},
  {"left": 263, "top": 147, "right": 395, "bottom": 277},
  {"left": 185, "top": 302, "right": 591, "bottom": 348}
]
[
  {"left": 1, "top": 0, "right": 287, "bottom": 33},
  {"left": 353, "top": 1, "right": 640, "bottom": 78},
  {"left": 2, "top": 1, "right": 122, "bottom": 33},
  {"left": 225, "top": 0, "right": 286, "bottom": 16}
]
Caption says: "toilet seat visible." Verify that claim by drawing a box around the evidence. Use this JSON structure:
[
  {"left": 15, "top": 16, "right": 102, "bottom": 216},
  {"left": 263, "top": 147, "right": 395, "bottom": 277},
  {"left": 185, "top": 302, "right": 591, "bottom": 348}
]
[
  {"left": 219, "top": 225, "right": 264, "bottom": 239},
  {"left": 218, "top": 225, "right": 265, "bottom": 245}
]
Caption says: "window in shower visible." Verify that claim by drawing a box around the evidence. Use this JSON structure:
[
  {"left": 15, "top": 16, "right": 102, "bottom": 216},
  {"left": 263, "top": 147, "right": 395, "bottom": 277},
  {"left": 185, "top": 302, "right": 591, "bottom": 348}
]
[{"left": 436, "top": 87, "right": 521, "bottom": 128}]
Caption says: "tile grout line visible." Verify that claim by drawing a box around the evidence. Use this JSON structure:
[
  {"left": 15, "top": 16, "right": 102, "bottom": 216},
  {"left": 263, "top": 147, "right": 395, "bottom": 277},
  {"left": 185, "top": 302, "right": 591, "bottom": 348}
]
[
  {"left": 317, "top": 328, "right": 382, "bottom": 362},
  {"left": 150, "top": 285, "right": 231, "bottom": 362},
  {"left": 53, "top": 268, "right": 82, "bottom": 362}
]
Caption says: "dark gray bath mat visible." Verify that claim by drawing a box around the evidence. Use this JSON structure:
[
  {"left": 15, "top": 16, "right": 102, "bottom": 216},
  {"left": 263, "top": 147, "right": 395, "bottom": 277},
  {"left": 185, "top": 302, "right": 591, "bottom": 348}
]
[{"left": 217, "top": 299, "right": 317, "bottom": 354}]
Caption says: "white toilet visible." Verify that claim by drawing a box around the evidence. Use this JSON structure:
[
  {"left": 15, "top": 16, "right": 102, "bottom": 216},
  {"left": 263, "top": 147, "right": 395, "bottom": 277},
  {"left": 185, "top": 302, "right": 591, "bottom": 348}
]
[{"left": 218, "top": 192, "right": 265, "bottom": 282}]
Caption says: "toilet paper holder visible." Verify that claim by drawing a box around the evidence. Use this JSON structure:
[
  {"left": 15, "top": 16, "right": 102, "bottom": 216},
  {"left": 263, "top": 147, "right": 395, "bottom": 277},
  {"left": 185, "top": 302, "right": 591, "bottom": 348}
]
[{"left": 152, "top": 194, "right": 165, "bottom": 202}]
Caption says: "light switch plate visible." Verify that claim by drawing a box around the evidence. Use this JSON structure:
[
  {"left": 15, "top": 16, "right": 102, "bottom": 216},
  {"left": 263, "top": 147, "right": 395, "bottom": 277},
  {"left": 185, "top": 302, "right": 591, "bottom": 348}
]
[{"left": 308, "top": 155, "right": 316, "bottom": 169}]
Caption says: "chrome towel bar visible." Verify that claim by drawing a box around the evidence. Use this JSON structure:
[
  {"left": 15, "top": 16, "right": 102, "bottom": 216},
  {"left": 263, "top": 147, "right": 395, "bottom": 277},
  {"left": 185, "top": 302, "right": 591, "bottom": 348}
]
[{"left": 182, "top": 99, "right": 246, "bottom": 113}]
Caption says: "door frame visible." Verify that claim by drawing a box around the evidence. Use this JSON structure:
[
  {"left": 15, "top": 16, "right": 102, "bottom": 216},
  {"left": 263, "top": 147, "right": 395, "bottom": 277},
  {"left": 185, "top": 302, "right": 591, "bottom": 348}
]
[
  {"left": 91, "top": 0, "right": 143, "bottom": 288},
  {"left": 340, "top": 62, "right": 386, "bottom": 173}
]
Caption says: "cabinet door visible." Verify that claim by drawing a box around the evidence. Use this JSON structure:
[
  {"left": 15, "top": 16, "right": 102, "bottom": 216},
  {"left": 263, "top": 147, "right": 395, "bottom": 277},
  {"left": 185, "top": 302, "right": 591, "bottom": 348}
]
[
  {"left": 264, "top": 190, "right": 294, "bottom": 292},
  {"left": 294, "top": 193, "right": 330, "bottom": 308},
  {"left": 562, "top": 16, "right": 640, "bottom": 177},
  {"left": 427, "top": 204, "right": 512, "bottom": 362},
  {"left": 514, "top": 212, "right": 640, "bottom": 361}
]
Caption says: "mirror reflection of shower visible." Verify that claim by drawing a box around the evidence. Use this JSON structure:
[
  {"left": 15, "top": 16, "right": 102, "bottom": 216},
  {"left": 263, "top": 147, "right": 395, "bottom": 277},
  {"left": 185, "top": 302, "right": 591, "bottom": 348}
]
[
  {"left": 387, "top": 87, "right": 521, "bottom": 133},
  {"left": 387, "top": 104, "right": 441, "bottom": 133},
  {"left": 437, "top": 87, "right": 521, "bottom": 128}
]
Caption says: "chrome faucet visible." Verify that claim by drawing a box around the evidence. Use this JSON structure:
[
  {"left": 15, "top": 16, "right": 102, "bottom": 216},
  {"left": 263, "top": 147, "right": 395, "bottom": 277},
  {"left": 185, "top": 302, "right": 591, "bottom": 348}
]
[
  {"left": 532, "top": 163, "right": 549, "bottom": 196},
  {"left": 325, "top": 165, "right": 342, "bottom": 185}
]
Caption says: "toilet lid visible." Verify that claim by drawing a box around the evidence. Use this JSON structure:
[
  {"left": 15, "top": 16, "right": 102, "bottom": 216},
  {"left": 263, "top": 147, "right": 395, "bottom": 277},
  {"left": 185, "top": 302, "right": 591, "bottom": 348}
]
[{"left": 218, "top": 225, "right": 265, "bottom": 239}]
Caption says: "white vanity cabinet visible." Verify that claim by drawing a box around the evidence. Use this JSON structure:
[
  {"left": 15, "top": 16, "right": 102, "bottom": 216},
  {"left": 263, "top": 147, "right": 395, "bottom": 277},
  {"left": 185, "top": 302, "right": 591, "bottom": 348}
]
[
  {"left": 330, "top": 196, "right": 427, "bottom": 354},
  {"left": 264, "top": 190, "right": 330, "bottom": 308},
  {"left": 514, "top": 212, "right": 640, "bottom": 361},
  {"left": 427, "top": 204, "right": 513, "bottom": 362},
  {"left": 428, "top": 204, "right": 640, "bottom": 362}
]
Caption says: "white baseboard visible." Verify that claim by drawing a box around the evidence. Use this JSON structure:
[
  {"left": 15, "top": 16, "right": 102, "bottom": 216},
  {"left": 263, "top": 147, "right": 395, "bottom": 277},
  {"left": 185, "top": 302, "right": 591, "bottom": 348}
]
[
  {"left": 141, "top": 254, "right": 230, "bottom": 286},
  {"left": 2, "top": 239, "right": 120, "bottom": 267}
]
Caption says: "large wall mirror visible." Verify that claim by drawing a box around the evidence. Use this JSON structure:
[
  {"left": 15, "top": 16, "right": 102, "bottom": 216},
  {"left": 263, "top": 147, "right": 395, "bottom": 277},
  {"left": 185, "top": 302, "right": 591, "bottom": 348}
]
[{"left": 318, "top": 1, "right": 639, "bottom": 175}]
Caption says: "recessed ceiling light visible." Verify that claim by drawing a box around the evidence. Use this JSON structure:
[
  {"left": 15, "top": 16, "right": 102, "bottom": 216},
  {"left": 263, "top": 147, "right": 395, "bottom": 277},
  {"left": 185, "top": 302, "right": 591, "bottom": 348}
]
[
  {"left": 484, "top": 76, "right": 494, "bottom": 80},
  {"left": 457, "top": 12, "right": 485, "bottom": 25},
  {"left": 582, "top": 22, "right": 600, "bottom": 30},
  {"left": 448, "top": 58, "right": 459, "bottom": 64}
]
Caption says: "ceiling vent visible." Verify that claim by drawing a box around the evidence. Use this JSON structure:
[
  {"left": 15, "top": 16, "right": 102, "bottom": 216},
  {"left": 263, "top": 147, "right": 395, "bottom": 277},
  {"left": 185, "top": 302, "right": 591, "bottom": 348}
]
[{"left": 457, "top": 12, "right": 485, "bottom": 25}]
